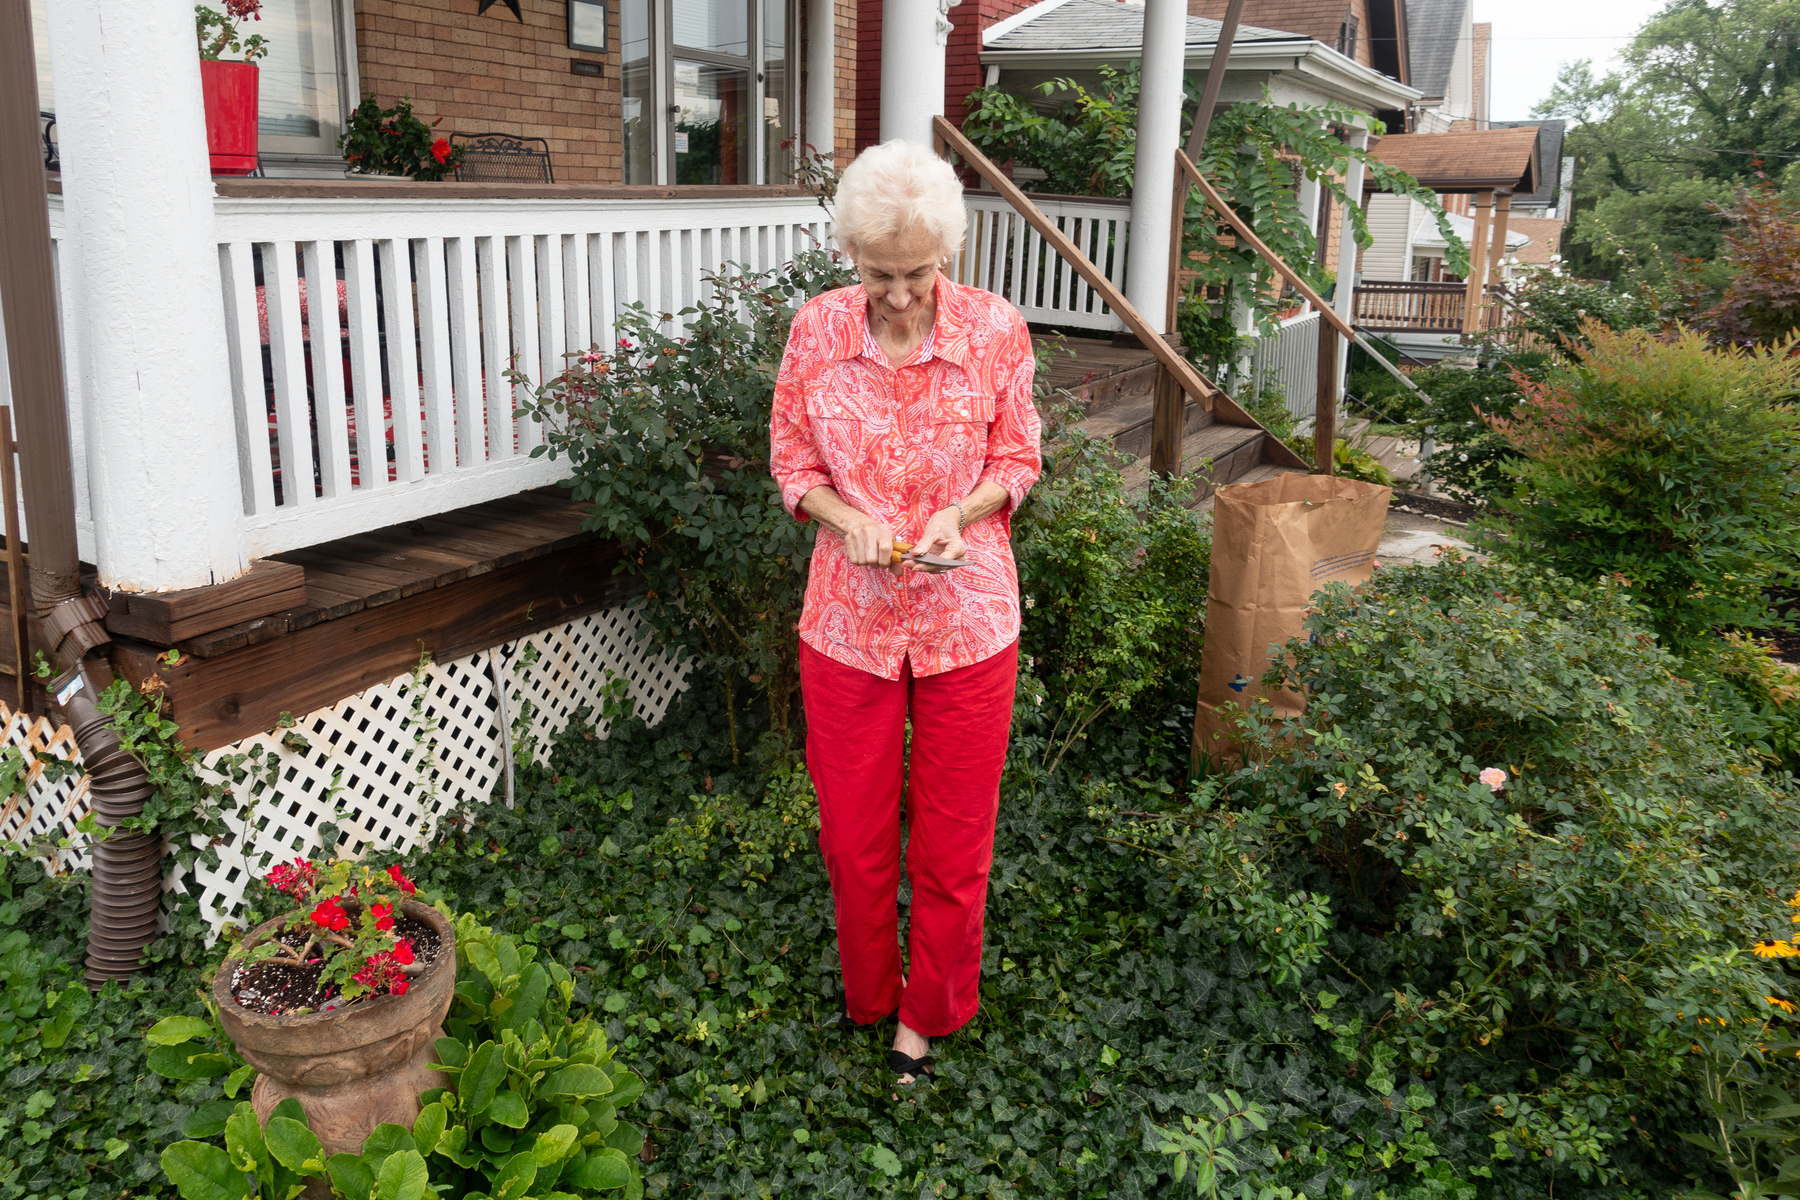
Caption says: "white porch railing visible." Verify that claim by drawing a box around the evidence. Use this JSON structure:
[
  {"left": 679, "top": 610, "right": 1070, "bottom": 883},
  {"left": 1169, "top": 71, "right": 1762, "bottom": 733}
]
[
  {"left": 36, "top": 192, "right": 829, "bottom": 561},
  {"left": 214, "top": 194, "right": 830, "bottom": 556},
  {"left": 1250, "top": 310, "right": 1321, "bottom": 427},
  {"left": 954, "top": 192, "right": 1130, "bottom": 332}
]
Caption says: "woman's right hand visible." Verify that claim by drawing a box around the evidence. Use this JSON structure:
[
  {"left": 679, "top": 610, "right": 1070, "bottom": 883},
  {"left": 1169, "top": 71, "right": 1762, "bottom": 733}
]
[{"left": 842, "top": 515, "right": 898, "bottom": 573}]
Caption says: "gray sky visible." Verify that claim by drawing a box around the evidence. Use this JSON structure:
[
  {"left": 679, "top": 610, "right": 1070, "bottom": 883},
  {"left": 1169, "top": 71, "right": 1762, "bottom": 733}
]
[{"left": 1486, "top": 0, "right": 1673, "bottom": 119}]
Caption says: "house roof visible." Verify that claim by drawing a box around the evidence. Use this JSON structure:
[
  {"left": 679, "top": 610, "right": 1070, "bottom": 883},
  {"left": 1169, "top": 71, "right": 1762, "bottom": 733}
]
[
  {"left": 1368, "top": 125, "right": 1540, "bottom": 193},
  {"left": 1403, "top": 0, "right": 1468, "bottom": 101},
  {"left": 1491, "top": 119, "right": 1565, "bottom": 207},
  {"left": 1412, "top": 208, "right": 1530, "bottom": 253},
  {"left": 983, "top": 0, "right": 1304, "bottom": 54},
  {"left": 1183, "top": 0, "right": 1353, "bottom": 50},
  {"left": 1501, "top": 215, "right": 1567, "bottom": 264}
]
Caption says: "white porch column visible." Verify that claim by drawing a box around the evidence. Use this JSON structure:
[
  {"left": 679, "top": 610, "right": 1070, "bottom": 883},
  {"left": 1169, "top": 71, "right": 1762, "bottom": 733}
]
[
  {"left": 806, "top": 0, "right": 836, "bottom": 158},
  {"left": 881, "top": 0, "right": 958, "bottom": 145},
  {"left": 47, "top": 0, "right": 248, "bottom": 592},
  {"left": 1124, "top": 0, "right": 1187, "bottom": 332},
  {"left": 1333, "top": 127, "right": 1369, "bottom": 392}
]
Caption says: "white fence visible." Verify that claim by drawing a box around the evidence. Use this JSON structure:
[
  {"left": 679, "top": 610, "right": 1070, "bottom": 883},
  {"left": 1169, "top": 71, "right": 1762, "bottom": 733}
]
[
  {"left": 954, "top": 192, "right": 1130, "bottom": 332},
  {"left": 37, "top": 192, "right": 830, "bottom": 560},
  {"left": 1250, "top": 310, "right": 1321, "bottom": 426}
]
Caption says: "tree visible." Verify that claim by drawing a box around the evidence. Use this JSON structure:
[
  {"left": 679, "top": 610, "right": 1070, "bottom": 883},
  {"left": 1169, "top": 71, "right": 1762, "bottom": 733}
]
[{"left": 1535, "top": 0, "right": 1800, "bottom": 283}]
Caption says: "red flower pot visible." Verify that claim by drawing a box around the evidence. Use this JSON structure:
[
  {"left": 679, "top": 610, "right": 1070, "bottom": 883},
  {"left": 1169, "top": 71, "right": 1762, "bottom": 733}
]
[{"left": 200, "top": 59, "right": 260, "bottom": 176}]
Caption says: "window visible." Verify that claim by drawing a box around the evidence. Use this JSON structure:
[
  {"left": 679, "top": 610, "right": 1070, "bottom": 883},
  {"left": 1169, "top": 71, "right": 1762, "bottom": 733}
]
[
  {"left": 28, "top": 0, "right": 356, "bottom": 175},
  {"left": 621, "top": 0, "right": 795, "bottom": 185},
  {"left": 1337, "top": 14, "right": 1359, "bottom": 58},
  {"left": 256, "top": 0, "right": 354, "bottom": 165}
]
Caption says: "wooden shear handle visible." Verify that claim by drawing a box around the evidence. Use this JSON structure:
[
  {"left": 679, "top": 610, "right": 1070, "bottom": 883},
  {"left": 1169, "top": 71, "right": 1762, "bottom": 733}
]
[{"left": 889, "top": 540, "right": 914, "bottom": 564}]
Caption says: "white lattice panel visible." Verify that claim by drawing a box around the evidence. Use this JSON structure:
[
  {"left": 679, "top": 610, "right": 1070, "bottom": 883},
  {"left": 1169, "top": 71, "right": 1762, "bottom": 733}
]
[
  {"left": 5, "top": 603, "right": 687, "bottom": 934},
  {"left": 499, "top": 608, "right": 692, "bottom": 764},
  {"left": 0, "top": 706, "right": 92, "bottom": 874}
]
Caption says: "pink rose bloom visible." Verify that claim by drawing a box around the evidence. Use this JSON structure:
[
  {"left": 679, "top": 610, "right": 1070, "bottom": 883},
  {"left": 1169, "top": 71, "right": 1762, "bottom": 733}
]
[{"left": 1479, "top": 767, "right": 1507, "bottom": 792}]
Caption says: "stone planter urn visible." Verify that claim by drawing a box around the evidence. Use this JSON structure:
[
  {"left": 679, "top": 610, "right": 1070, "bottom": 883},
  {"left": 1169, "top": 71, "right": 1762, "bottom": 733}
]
[{"left": 213, "top": 899, "right": 457, "bottom": 1157}]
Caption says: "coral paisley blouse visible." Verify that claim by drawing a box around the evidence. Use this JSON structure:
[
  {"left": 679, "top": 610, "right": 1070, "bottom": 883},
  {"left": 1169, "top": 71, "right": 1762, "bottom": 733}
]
[{"left": 770, "top": 277, "right": 1043, "bottom": 681}]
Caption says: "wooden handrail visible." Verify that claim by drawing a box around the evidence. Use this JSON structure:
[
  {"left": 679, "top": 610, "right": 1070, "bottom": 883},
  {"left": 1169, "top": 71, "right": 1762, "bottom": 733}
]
[{"left": 933, "top": 116, "right": 1221, "bottom": 409}]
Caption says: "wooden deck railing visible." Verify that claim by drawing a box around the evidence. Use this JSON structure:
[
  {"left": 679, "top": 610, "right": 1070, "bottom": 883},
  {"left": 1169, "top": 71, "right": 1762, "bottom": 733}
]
[{"left": 1352, "top": 281, "right": 1514, "bottom": 333}]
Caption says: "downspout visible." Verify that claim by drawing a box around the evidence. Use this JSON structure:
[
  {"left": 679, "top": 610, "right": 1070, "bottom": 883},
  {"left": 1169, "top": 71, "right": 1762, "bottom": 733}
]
[{"left": 0, "top": 0, "right": 161, "bottom": 987}]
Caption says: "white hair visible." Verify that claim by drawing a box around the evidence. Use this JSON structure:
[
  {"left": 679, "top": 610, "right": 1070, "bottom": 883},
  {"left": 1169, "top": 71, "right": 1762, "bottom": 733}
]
[{"left": 831, "top": 140, "right": 967, "bottom": 261}]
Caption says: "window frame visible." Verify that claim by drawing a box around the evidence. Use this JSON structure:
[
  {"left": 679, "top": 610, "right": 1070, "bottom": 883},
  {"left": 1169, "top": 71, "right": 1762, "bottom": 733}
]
[
  {"left": 642, "top": 0, "right": 795, "bottom": 185},
  {"left": 255, "top": 0, "right": 360, "bottom": 176}
]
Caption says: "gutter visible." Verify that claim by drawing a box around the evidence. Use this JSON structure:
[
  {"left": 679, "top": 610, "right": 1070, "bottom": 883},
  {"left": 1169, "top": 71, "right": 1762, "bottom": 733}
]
[{"left": 0, "top": 0, "right": 162, "bottom": 987}]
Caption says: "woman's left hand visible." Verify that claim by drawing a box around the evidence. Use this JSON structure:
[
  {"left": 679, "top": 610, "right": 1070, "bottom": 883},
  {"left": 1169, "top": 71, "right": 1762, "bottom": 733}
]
[{"left": 905, "top": 507, "right": 967, "bottom": 574}]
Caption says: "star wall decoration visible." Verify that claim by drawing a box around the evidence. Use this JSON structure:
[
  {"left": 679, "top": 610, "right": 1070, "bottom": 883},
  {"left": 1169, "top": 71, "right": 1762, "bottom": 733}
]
[{"left": 478, "top": 0, "right": 524, "bottom": 20}]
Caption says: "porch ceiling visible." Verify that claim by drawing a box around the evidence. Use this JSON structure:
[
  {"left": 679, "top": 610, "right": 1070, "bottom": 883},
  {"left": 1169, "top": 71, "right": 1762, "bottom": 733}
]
[{"left": 1365, "top": 126, "right": 1541, "bottom": 194}]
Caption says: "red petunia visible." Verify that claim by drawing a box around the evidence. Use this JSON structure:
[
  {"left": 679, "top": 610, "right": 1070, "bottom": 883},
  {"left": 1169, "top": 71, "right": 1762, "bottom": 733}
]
[
  {"left": 309, "top": 897, "right": 350, "bottom": 932},
  {"left": 385, "top": 865, "right": 417, "bottom": 895},
  {"left": 370, "top": 902, "right": 395, "bottom": 932}
]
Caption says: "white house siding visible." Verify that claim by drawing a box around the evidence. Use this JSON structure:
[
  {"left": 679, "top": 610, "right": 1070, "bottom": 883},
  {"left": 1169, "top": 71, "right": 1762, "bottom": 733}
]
[{"left": 1360, "top": 193, "right": 1417, "bottom": 281}]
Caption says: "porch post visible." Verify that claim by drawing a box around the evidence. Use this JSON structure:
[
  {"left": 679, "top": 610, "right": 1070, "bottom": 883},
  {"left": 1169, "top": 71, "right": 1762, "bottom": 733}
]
[
  {"left": 806, "top": 0, "right": 836, "bottom": 158},
  {"left": 1459, "top": 188, "right": 1493, "bottom": 335},
  {"left": 46, "top": 0, "right": 248, "bottom": 592},
  {"left": 1124, "top": 0, "right": 1187, "bottom": 332},
  {"left": 882, "top": 0, "right": 958, "bottom": 144},
  {"left": 1332, "top": 127, "right": 1369, "bottom": 394},
  {"left": 1486, "top": 190, "right": 1513, "bottom": 284}
]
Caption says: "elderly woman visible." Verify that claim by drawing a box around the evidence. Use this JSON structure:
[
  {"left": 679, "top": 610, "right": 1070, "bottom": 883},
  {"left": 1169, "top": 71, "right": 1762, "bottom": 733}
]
[{"left": 769, "top": 141, "right": 1042, "bottom": 1084}]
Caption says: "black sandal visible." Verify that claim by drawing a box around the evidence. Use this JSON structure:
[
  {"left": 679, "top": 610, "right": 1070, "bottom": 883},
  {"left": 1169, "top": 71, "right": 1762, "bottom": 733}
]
[{"left": 889, "top": 1049, "right": 935, "bottom": 1082}]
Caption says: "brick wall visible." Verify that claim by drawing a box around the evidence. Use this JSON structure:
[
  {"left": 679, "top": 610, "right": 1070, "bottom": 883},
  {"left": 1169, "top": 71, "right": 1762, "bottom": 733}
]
[
  {"left": 356, "top": 0, "right": 621, "bottom": 184},
  {"left": 836, "top": 0, "right": 858, "bottom": 166},
  {"left": 854, "top": 0, "right": 1034, "bottom": 156}
]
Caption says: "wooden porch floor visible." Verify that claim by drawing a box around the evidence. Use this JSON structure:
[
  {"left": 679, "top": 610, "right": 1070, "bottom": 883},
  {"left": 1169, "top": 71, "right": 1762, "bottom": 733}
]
[{"left": 102, "top": 488, "right": 633, "bottom": 751}]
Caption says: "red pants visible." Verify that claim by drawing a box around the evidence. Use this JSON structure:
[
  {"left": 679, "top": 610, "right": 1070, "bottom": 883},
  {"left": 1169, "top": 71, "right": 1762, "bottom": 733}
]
[{"left": 799, "top": 639, "right": 1018, "bottom": 1037}]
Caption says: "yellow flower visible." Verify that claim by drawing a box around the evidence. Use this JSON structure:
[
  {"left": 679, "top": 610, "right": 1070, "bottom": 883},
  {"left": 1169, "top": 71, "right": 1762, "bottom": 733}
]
[
  {"left": 1786, "top": 890, "right": 1800, "bottom": 909},
  {"left": 1753, "top": 939, "right": 1800, "bottom": 958},
  {"left": 1770, "top": 996, "right": 1798, "bottom": 1014}
]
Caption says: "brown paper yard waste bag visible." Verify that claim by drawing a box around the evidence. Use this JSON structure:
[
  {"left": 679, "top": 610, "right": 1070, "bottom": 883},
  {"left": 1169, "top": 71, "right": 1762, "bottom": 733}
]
[{"left": 1193, "top": 473, "right": 1392, "bottom": 769}]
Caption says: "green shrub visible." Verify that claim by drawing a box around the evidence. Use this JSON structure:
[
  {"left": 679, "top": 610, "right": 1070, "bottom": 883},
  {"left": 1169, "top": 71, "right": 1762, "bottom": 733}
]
[
  {"left": 1121, "top": 552, "right": 1800, "bottom": 1182},
  {"left": 420, "top": 916, "right": 645, "bottom": 1198},
  {"left": 1011, "top": 412, "right": 1212, "bottom": 777},
  {"left": 1505, "top": 264, "right": 1659, "bottom": 354},
  {"left": 1479, "top": 323, "right": 1800, "bottom": 652},
  {"left": 515, "top": 251, "right": 857, "bottom": 764}
]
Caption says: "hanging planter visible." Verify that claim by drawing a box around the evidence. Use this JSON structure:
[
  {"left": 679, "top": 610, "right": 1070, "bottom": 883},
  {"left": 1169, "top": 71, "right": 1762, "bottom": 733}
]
[
  {"left": 196, "top": 1, "right": 269, "bottom": 176},
  {"left": 200, "top": 59, "right": 261, "bottom": 176}
]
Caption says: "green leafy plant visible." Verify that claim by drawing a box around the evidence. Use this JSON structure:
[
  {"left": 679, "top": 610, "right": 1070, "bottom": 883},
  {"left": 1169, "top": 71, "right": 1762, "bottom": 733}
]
[
  {"left": 1479, "top": 323, "right": 1800, "bottom": 652},
  {"left": 420, "top": 916, "right": 646, "bottom": 1199},
  {"left": 962, "top": 71, "right": 1462, "bottom": 337},
  {"left": 1680, "top": 1032, "right": 1800, "bottom": 1200},
  {"left": 1136, "top": 551, "right": 1800, "bottom": 1174},
  {"left": 159, "top": 1098, "right": 324, "bottom": 1200},
  {"left": 1283, "top": 435, "right": 1397, "bottom": 486},
  {"left": 1156, "top": 1091, "right": 1269, "bottom": 1198},
  {"left": 324, "top": 1122, "right": 434, "bottom": 1200},
  {"left": 512, "top": 250, "right": 857, "bottom": 762},
  {"left": 1010, "top": 406, "right": 1211, "bottom": 778},
  {"left": 337, "top": 95, "right": 464, "bottom": 181},
  {"left": 144, "top": 1009, "right": 257, "bottom": 1134},
  {"left": 195, "top": 1, "right": 268, "bottom": 62}
]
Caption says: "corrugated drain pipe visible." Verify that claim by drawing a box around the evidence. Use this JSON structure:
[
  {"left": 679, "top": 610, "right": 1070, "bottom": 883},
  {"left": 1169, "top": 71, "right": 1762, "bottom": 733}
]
[{"left": 0, "top": 0, "right": 164, "bottom": 987}]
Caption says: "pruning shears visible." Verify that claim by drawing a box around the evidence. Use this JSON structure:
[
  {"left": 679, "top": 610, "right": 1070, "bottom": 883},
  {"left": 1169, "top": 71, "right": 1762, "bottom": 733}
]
[{"left": 889, "top": 540, "right": 972, "bottom": 570}]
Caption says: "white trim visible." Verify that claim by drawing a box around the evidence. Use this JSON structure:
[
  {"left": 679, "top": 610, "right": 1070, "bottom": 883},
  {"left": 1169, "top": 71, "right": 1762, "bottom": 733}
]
[
  {"left": 981, "top": 0, "right": 1080, "bottom": 46},
  {"left": 982, "top": 39, "right": 1421, "bottom": 116}
]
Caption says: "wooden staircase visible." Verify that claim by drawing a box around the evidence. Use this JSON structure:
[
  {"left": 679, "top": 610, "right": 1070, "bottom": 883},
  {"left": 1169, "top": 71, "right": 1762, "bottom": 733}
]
[{"left": 1036, "top": 335, "right": 1306, "bottom": 504}]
